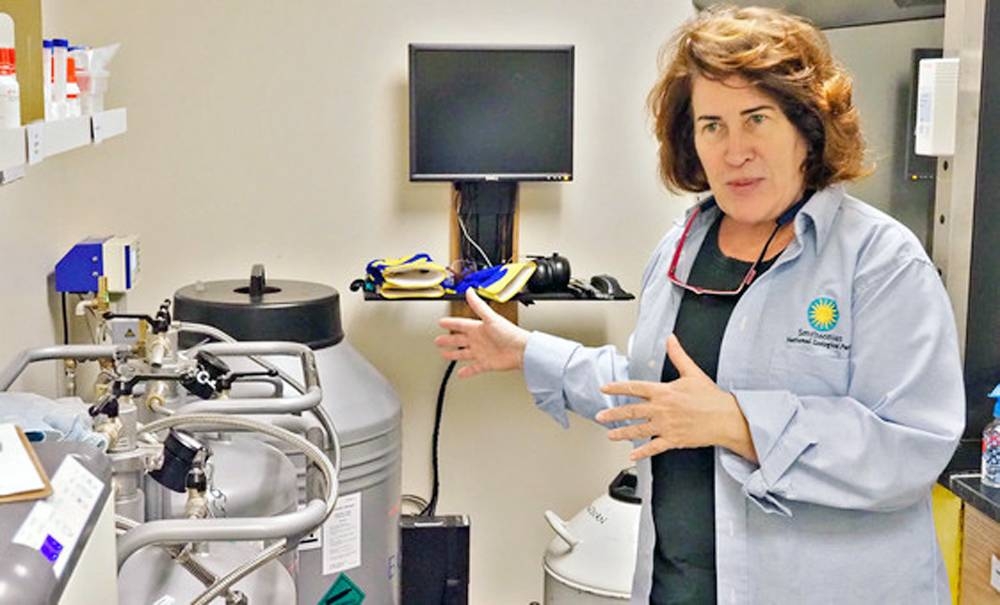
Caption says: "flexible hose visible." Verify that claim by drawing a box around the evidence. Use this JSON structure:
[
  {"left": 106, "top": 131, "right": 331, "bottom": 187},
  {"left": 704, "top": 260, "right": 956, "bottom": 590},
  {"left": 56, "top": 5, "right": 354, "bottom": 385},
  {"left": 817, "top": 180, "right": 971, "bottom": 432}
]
[
  {"left": 116, "top": 514, "right": 235, "bottom": 600},
  {"left": 190, "top": 538, "right": 288, "bottom": 605}
]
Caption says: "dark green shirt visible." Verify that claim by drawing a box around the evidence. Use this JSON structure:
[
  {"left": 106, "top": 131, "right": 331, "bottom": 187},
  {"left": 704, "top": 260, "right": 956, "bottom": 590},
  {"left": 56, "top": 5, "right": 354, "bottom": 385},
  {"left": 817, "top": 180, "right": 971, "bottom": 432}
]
[{"left": 649, "top": 215, "right": 776, "bottom": 605}]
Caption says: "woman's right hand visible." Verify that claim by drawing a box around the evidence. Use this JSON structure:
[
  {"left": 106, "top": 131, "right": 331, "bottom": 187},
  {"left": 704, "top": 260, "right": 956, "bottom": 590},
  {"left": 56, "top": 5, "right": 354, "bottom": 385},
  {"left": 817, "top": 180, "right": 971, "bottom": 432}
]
[{"left": 435, "top": 289, "right": 530, "bottom": 378}]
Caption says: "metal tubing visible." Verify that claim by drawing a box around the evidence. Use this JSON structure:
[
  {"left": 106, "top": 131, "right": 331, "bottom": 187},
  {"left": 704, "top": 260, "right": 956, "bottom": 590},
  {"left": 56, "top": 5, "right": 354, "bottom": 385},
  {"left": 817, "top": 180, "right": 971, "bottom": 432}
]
[
  {"left": 237, "top": 375, "right": 284, "bottom": 397},
  {"left": 173, "top": 323, "right": 337, "bottom": 454},
  {"left": 173, "top": 341, "right": 321, "bottom": 414},
  {"left": 174, "top": 322, "right": 308, "bottom": 395},
  {"left": 174, "top": 387, "right": 320, "bottom": 415},
  {"left": 191, "top": 340, "right": 319, "bottom": 391},
  {"left": 116, "top": 500, "right": 325, "bottom": 568},
  {"left": 0, "top": 344, "right": 131, "bottom": 390},
  {"left": 312, "top": 404, "right": 339, "bottom": 458},
  {"left": 188, "top": 341, "right": 319, "bottom": 390}
]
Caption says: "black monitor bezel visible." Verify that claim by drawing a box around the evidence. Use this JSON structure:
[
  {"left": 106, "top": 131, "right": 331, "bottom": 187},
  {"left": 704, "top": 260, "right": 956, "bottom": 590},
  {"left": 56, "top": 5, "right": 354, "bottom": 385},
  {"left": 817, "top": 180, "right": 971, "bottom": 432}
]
[{"left": 408, "top": 43, "right": 575, "bottom": 183}]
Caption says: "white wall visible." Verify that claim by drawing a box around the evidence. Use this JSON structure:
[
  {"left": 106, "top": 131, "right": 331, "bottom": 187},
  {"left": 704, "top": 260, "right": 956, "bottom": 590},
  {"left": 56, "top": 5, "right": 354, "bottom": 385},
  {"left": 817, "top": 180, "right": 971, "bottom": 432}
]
[{"left": 5, "top": 2, "right": 693, "bottom": 603}]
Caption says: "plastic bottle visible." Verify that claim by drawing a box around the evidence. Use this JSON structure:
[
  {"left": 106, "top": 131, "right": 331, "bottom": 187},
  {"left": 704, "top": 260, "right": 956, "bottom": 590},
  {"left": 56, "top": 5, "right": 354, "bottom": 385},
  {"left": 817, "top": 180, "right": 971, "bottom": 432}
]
[
  {"left": 52, "top": 38, "right": 68, "bottom": 119},
  {"left": 42, "top": 39, "right": 52, "bottom": 120},
  {"left": 982, "top": 384, "right": 1000, "bottom": 487},
  {"left": 0, "top": 48, "right": 21, "bottom": 129},
  {"left": 66, "top": 57, "right": 81, "bottom": 118},
  {"left": 77, "top": 43, "right": 119, "bottom": 116}
]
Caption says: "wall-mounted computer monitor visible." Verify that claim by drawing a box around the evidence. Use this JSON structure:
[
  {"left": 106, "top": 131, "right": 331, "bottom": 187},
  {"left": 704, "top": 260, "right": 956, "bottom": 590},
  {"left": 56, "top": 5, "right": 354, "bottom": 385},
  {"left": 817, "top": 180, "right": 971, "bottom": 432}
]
[{"left": 409, "top": 44, "right": 574, "bottom": 182}]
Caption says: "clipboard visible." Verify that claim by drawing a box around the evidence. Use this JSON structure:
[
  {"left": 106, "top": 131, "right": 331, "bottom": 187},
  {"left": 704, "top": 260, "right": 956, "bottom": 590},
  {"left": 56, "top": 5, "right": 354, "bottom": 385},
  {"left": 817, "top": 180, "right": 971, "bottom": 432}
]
[{"left": 0, "top": 424, "right": 53, "bottom": 503}]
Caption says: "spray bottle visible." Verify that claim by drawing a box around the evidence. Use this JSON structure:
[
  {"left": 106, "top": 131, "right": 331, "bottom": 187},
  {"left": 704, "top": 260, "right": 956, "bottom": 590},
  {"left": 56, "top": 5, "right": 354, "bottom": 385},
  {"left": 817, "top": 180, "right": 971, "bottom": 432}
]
[{"left": 982, "top": 384, "right": 1000, "bottom": 487}]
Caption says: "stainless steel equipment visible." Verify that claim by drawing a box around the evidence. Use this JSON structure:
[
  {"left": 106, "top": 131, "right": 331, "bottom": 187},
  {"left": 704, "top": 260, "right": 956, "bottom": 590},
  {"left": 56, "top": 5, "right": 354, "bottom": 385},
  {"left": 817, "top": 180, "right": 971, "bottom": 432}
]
[
  {"left": 0, "top": 338, "right": 340, "bottom": 605},
  {"left": 173, "top": 266, "right": 403, "bottom": 604},
  {"left": 0, "top": 442, "right": 117, "bottom": 605}
]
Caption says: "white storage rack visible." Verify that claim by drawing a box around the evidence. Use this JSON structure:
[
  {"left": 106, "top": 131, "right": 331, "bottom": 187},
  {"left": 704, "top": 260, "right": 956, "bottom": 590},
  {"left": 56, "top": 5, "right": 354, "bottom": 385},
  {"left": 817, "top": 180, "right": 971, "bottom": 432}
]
[{"left": 0, "top": 108, "right": 126, "bottom": 183}]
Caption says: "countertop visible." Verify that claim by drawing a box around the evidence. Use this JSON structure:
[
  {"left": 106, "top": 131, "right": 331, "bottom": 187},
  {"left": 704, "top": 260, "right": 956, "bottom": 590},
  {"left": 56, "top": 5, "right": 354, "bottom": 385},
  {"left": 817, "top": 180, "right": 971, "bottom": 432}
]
[{"left": 941, "top": 438, "right": 1000, "bottom": 523}]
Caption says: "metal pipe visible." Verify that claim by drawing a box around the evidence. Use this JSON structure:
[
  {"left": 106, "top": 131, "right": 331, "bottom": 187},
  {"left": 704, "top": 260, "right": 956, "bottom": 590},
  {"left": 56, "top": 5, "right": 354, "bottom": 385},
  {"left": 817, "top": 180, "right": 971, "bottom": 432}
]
[
  {"left": 309, "top": 404, "right": 342, "bottom": 484},
  {"left": 187, "top": 341, "right": 319, "bottom": 390},
  {"left": 173, "top": 323, "right": 338, "bottom": 454},
  {"left": 173, "top": 322, "right": 307, "bottom": 395},
  {"left": 174, "top": 387, "right": 320, "bottom": 415},
  {"left": 172, "top": 341, "right": 321, "bottom": 415},
  {"left": 0, "top": 344, "right": 132, "bottom": 390},
  {"left": 116, "top": 500, "right": 326, "bottom": 568},
  {"left": 236, "top": 374, "right": 284, "bottom": 397}
]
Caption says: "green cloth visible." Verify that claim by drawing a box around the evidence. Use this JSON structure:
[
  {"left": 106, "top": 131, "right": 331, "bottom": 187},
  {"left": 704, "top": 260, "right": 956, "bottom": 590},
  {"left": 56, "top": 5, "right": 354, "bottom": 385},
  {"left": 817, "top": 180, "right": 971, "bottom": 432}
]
[{"left": 650, "top": 216, "right": 776, "bottom": 605}]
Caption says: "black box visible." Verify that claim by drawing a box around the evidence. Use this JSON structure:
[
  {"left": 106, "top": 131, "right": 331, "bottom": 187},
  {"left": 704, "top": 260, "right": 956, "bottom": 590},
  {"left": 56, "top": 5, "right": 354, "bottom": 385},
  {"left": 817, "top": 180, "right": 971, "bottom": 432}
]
[{"left": 400, "top": 514, "right": 470, "bottom": 605}]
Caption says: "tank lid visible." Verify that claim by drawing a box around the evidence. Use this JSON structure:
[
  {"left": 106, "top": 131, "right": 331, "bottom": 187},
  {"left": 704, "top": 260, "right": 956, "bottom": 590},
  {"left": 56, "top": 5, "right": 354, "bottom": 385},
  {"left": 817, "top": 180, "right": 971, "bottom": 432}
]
[{"left": 173, "top": 264, "right": 344, "bottom": 349}]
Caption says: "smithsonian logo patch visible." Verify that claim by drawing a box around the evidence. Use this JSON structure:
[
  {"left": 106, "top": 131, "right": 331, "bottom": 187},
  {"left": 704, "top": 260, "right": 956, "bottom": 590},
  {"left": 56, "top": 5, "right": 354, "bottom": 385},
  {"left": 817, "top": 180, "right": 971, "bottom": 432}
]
[{"left": 807, "top": 297, "right": 839, "bottom": 332}]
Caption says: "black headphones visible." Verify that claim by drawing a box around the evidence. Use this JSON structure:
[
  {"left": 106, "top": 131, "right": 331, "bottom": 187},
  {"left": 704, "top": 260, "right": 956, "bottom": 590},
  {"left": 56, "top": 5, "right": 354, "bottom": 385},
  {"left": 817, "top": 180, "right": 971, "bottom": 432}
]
[{"left": 527, "top": 253, "right": 571, "bottom": 293}]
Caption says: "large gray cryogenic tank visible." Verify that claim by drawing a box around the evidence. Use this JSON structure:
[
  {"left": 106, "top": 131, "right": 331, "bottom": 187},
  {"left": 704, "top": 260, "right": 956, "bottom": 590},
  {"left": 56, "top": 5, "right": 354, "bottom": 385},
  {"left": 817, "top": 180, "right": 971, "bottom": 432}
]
[{"left": 173, "top": 266, "right": 402, "bottom": 604}]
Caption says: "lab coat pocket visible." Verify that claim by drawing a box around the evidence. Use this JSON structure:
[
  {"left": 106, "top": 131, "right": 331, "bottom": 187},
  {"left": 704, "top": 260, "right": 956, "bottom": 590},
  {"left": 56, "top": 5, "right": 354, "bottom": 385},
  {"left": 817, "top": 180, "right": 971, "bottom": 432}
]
[{"left": 770, "top": 350, "right": 850, "bottom": 397}]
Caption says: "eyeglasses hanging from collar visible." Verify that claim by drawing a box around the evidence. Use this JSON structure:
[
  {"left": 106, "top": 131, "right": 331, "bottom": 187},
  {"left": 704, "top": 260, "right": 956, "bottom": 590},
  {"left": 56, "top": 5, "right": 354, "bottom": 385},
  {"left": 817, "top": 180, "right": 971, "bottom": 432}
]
[{"left": 666, "top": 194, "right": 810, "bottom": 296}]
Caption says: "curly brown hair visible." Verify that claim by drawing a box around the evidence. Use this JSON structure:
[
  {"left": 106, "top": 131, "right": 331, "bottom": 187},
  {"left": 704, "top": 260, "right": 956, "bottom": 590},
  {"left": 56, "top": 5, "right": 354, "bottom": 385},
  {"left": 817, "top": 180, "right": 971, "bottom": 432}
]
[{"left": 648, "top": 5, "right": 871, "bottom": 193}]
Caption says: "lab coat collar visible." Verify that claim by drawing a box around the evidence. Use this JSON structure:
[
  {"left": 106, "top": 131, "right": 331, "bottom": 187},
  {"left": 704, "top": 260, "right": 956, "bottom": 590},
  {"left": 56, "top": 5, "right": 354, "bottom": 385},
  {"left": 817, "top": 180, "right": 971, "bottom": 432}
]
[
  {"left": 679, "top": 184, "right": 845, "bottom": 253},
  {"left": 794, "top": 184, "right": 845, "bottom": 254}
]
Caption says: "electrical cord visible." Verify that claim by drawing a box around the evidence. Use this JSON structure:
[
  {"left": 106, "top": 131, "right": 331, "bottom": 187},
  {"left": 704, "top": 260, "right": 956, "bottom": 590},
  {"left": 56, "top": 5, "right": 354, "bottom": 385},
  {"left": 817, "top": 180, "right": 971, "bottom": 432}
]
[
  {"left": 401, "top": 494, "right": 429, "bottom": 514},
  {"left": 61, "top": 293, "right": 69, "bottom": 345},
  {"left": 420, "top": 360, "right": 457, "bottom": 517},
  {"left": 457, "top": 195, "right": 493, "bottom": 267},
  {"left": 76, "top": 294, "right": 100, "bottom": 343}
]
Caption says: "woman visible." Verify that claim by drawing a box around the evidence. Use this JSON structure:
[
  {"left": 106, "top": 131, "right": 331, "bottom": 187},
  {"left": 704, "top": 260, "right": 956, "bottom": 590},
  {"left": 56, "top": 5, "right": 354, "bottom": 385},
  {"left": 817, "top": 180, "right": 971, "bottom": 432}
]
[{"left": 435, "top": 6, "right": 964, "bottom": 604}]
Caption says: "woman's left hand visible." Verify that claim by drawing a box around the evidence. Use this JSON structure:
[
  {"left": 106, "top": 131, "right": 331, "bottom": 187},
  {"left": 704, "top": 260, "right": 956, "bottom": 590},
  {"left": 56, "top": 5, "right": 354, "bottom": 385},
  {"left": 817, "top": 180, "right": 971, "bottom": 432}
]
[{"left": 596, "top": 334, "right": 758, "bottom": 463}]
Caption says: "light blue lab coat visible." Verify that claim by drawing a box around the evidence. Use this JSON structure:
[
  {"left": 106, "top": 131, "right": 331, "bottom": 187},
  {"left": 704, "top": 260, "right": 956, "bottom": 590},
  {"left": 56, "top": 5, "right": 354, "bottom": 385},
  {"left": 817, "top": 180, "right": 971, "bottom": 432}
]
[{"left": 524, "top": 185, "right": 964, "bottom": 604}]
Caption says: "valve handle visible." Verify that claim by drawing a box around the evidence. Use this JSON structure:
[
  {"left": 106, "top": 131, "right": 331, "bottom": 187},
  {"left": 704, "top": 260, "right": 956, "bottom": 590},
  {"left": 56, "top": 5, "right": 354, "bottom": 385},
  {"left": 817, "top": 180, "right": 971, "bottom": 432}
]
[
  {"left": 249, "top": 264, "right": 266, "bottom": 298},
  {"left": 544, "top": 510, "right": 580, "bottom": 550},
  {"left": 217, "top": 368, "right": 279, "bottom": 391}
]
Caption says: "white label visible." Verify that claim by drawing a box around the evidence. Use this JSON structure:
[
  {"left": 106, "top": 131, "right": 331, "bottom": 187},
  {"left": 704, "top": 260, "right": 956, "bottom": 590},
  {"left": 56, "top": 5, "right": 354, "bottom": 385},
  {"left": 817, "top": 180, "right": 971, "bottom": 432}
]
[
  {"left": 0, "top": 164, "right": 25, "bottom": 184},
  {"left": 0, "top": 423, "right": 46, "bottom": 495},
  {"left": 321, "top": 491, "right": 362, "bottom": 575},
  {"left": 12, "top": 455, "right": 104, "bottom": 577},
  {"left": 297, "top": 526, "right": 321, "bottom": 551},
  {"left": 991, "top": 554, "right": 1000, "bottom": 593},
  {"left": 25, "top": 122, "right": 44, "bottom": 165},
  {"left": 915, "top": 89, "right": 932, "bottom": 139},
  {"left": 0, "top": 76, "right": 19, "bottom": 129}
]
